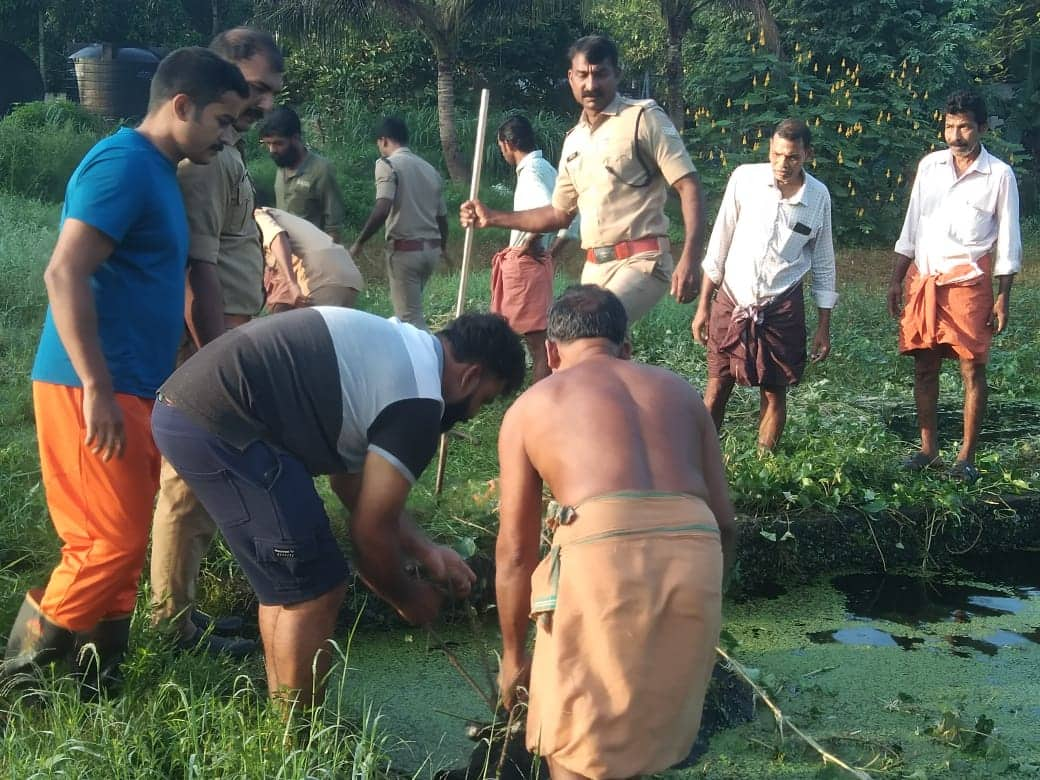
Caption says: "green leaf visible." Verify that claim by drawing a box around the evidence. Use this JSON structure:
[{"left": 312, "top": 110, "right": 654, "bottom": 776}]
[
  {"left": 718, "top": 628, "right": 740, "bottom": 653},
  {"left": 452, "top": 536, "right": 477, "bottom": 559}
]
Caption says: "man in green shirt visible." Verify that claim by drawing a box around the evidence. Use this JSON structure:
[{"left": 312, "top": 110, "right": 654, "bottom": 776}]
[{"left": 260, "top": 106, "right": 346, "bottom": 243}]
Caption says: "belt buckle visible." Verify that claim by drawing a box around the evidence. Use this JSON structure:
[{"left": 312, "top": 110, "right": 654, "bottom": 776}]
[{"left": 592, "top": 246, "right": 615, "bottom": 263}]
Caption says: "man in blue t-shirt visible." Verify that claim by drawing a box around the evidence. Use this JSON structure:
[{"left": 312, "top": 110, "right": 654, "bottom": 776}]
[{"left": 1, "top": 47, "right": 249, "bottom": 696}]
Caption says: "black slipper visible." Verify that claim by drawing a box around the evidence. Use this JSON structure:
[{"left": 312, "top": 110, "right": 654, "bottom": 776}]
[
  {"left": 901, "top": 452, "right": 943, "bottom": 473},
  {"left": 950, "top": 461, "right": 981, "bottom": 484}
]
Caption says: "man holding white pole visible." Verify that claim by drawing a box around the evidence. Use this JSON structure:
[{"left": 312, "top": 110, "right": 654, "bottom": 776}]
[{"left": 461, "top": 35, "right": 705, "bottom": 323}]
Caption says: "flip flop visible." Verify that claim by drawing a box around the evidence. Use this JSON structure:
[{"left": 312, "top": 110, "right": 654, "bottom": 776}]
[
  {"left": 901, "top": 452, "right": 943, "bottom": 473},
  {"left": 949, "top": 461, "right": 981, "bottom": 484}
]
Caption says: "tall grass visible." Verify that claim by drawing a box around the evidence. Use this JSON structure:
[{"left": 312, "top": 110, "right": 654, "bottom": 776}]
[
  {"left": 0, "top": 634, "right": 404, "bottom": 778},
  {"left": 0, "top": 102, "right": 106, "bottom": 202}
]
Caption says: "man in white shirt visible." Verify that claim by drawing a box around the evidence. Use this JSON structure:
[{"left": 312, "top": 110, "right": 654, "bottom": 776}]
[
  {"left": 492, "top": 115, "right": 577, "bottom": 382},
  {"left": 692, "top": 119, "right": 836, "bottom": 451},
  {"left": 887, "top": 91, "right": 1022, "bottom": 482}
]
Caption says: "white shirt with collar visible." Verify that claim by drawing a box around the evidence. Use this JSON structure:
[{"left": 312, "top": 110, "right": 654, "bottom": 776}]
[
  {"left": 702, "top": 163, "right": 837, "bottom": 310},
  {"left": 509, "top": 150, "right": 578, "bottom": 249},
  {"left": 895, "top": 145, "right": 1022, "bottom": 281}
]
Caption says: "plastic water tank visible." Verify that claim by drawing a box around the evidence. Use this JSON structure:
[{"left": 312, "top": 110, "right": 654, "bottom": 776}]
[
  {"left": 67, "top": 44, "right": 159, "bottom": 120},
  {"left": 0, "top": 40, "right": 45, "bottom": 118}
]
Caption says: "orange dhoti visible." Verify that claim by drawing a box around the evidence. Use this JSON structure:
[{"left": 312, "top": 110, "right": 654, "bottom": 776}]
[
  {"left": 899, "top": 256, "right": 994, "bottom": 363},
  {"left": 526, "top": 492, "right": 723, "bottom": 779},
  {"left": 490, "top": 246, "right": 554, "bottom": 334},
  {"left": 32, "top": 381, "right": 160, "bottom": 631}
]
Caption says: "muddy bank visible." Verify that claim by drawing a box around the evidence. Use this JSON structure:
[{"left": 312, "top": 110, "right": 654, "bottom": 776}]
[{"left": 733, "top": 492, "right": 1040, "bottom": 593}]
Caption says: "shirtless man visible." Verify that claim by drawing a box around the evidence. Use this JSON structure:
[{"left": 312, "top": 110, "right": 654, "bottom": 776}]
[{"left": 495, "top": 284, "right": 736, "bottom": 779}]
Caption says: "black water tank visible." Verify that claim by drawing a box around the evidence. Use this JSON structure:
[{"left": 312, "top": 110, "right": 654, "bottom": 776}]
[
  {"left": 0, "top": 41, "right": 45, "bottom": 118},
  {"left": 67, "top": 44, "right": 159, "bottom": 120}
]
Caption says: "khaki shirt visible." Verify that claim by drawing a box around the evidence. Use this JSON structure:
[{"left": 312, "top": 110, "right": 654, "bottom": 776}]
[
  {"left": 254, "top": 207, "right": 364, "bottom": 294},
  {"left": 374, "top": 147, "right": 446, "bottom": 241},
  {"left": 274, "top": 151, "right": 346, "bottom": 238},
  {"left": 178, "top": 142, "right": 264, "bottom": 316},
  {"left": 553, "top": 95, "right": 696, "bottom": 249}
]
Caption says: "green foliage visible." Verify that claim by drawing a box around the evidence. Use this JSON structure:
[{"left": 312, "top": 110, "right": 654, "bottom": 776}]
[
  {"left": 279, "top": 25, "right": 435, "bottom": 114},
  {"left": 0, "top": 102, "right": 103, "bottom": 201},
  {"left": 683, "top": 29, "right": 1028, "bottom": 242},
  {"left": 3, "top": 99, "right": 105, "bottom": 134},
  {"left": 277, "top": 10, "right": 583, "bottom": 129}
]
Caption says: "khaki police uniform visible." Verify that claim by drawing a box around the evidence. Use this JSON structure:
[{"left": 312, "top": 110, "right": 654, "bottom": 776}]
[
  {"left": 150, "top": 140, "right": 264, "bottom": 641},
  {"left": 275, "top": 151, "right": 346, "bottom": 240},
  {"left": 375, "top": 147, "right": 447, "bottom": 329},
  {"left": 255, "top": 207, "right": 364, "bottom": 309},
  {"left": 553, "top": 95, "right": 697, "bottom": 322}
]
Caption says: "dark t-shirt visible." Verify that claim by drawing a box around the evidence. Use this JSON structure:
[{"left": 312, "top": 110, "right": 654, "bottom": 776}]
[{"left": 160, "top": 308, "right": 444, "bottom": 481}]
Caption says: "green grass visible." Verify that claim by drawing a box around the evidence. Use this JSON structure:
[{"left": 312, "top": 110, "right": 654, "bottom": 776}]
[{"left": 0, "top": 186, "right": 1037, "bottom": 776}]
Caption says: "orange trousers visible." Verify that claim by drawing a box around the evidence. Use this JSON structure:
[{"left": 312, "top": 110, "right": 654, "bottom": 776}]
[{"left": 33, "top": 381, "right": 160, "bottom": 631}]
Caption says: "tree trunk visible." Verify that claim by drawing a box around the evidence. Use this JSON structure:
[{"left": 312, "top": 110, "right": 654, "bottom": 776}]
[
  {"left": 665, "top": 36, "right": 683, "bottom": 130},
  {"left": 436, "top": 53, "right": 469, "bottom": 182},
  {"left": 38, "top": 3, "right": 46, "bottom": 87},
  {"left": 664, "top": 15, "right": 688, "bottom": 130},
  {"left": 211, "top": 0, "right": 219, "bottom": 37}
]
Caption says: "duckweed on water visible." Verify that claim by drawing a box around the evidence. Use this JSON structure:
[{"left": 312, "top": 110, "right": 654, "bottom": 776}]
[{"left": 343, "top": 569, "right": 1040, "bottom": 779}]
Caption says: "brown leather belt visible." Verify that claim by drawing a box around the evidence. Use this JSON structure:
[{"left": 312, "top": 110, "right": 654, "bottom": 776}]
[
  {"left": 392, "top": 238, "right": 440, "bottom": 251},
  {"left": 586, "top": 236, "right": 665, "bottom": 264}
]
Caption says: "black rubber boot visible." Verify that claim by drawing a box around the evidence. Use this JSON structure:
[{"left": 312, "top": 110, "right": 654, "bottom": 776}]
[
  {"left": 190, "top": 609, "right": 245, "bottom": 637},
  {"left": 72, "top": 614, "right": 131, "bottom": 701},
  {"left": 1, "top": 589, "right": 75, "bottom": 685}
]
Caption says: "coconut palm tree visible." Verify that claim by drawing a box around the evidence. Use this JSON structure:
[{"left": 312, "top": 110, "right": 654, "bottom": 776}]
[
  {"left": 659, "top": 0, "right": 780, "bottom": 129},
  {"left": 264, "top": 0, "right": 528, "bottom": 181}
]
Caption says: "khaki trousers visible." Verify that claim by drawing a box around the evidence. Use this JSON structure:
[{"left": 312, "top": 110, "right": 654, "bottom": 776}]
[
  {"left": 149, "top": 456, "right": 216, "bottom": 639},
  {"left": 580, "top": 249, "right": 672, "bottom": 324},
  {"left": 386, "top": 246, "right": 440, "bottom": 329},
  {"left": 149, "top": 335, "right": 219, "bottom": 640},
  {"left": 309, "top": 284, "right": 359, "bottom": 308}
]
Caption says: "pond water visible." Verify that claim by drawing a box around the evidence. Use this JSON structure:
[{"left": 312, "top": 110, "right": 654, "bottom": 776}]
[{"left": 339, "top": 551, "right": 1040, "bottom": 778}]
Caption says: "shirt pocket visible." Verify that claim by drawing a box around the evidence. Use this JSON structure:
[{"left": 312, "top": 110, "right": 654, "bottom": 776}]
[
  {"left": 775, "top": 222, "right": 812, "bottom": 263},
  {"left": 603, "top": 137, "right": 651, "bottom": 187},
  {"left": 950, "top": 191, "right": 995, "bottom": 244},
  {"left": 227, "top": 168, "right": 253, "bottom": 234}
]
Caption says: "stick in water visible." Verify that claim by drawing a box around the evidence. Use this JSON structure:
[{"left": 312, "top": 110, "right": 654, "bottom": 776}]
[
  {"left": 715, "top": 646, "right": 873, "bottom": 780},
  {"left": 435, "top": 87, "right": 491, "bottom": 495}
]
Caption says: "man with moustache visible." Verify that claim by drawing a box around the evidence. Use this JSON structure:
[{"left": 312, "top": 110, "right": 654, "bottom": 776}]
[
  {"left": 152, "top": 309, "right": 525, "bottom": 709},
  {"left": 691, "top": 118, "right": 836, "bottom": 451},
  {"left": 149, "top": 27, "right": 284, "bottom": 655},
  {"left": 462, "top": 35, "right": 705, "bottom": 324},
  {"left": 888, "top": 90, "right": 1022, "bottom": 482},
  {"left": 259, "top": 106, "right": 346, "bottom": 243},
  {"left": 2, "top": 48, "right": 248, "bottom": 694}
]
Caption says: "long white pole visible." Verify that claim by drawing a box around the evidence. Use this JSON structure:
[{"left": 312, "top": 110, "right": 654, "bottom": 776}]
[{"left": 435, "top": 88, "right": 491, "bottom": 495}]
